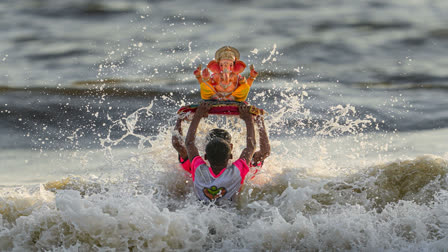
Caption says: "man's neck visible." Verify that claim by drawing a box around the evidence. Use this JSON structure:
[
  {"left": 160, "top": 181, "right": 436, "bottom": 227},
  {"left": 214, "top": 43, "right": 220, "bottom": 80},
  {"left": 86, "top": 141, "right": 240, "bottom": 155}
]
[{"left": 211, "top": 162, "right": 228, "bottom": 175}]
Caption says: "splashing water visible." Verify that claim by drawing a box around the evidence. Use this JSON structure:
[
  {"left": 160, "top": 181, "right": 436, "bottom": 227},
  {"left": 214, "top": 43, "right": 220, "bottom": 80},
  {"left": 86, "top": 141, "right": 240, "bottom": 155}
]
[{"left": 1, "top": 79, "right": 448, "bottom": 250}]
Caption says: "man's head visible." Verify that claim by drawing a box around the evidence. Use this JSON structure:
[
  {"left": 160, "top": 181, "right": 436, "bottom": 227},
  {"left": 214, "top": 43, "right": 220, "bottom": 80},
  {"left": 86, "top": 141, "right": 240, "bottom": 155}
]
[
  {"left": 205, "top": 138, "right": 232, "bottom": 167},
  {"left": 206, "top": 128, "right": 232, "bottom": 144}
]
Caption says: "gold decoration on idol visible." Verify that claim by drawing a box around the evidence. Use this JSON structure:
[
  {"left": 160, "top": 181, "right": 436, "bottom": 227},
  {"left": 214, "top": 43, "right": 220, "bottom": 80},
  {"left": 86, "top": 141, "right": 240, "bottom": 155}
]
[{"left": 215, "top": 46, "right": 240, "bottom": 61}]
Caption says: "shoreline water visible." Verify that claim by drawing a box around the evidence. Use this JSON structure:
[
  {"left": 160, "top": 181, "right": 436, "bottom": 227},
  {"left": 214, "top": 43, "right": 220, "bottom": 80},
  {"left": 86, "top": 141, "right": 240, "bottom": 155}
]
[{"left": 2, "top": 127, "right": 447, "bottom": 186}]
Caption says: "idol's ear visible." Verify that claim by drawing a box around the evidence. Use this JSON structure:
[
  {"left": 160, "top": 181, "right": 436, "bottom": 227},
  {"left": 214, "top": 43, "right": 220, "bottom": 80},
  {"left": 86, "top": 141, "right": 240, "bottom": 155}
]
[
  {"left": 207, "top": 60, "right": 220, "bottom": 74},
  {"left": 233, "top": 60, "right": 246, "bottom": 74}
]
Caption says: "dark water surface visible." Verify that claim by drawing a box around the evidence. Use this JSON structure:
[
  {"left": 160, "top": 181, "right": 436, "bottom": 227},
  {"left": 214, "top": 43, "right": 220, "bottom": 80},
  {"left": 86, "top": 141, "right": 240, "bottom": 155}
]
[{"left": 1, "top": 0, "right": 448, "bottom": 149}]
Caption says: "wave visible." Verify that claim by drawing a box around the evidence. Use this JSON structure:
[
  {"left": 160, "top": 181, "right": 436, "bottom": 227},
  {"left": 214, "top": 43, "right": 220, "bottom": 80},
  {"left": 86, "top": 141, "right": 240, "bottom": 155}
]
[
  {"left": 0, "top": 84, "right": 180, "bottom": 98},
  {"left": 313, "top": 20, "right": 412, "bottom": 32},
  {"left": 352, "top": 82, "right": 448, "bottom": 90},
  {"left": 310, "top": 155, "right": 448, "bottom": 210},
  {"left": 1, "top": 155, "right": 447, "bottom": 251},
  {"left": 18, "top": 1, "right": 137, "bottom": 18},
  {"left": 27, "top": 49, "right": 90, "bottom": 61},
  {"left": 428, "top": 28, "right": 448, "bottom": 40}
]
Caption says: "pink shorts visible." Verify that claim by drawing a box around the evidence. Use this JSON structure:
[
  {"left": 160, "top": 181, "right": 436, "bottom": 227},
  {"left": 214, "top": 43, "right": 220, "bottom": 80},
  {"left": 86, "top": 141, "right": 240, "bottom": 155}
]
[{"left": 179, "top": 156, "right": 192, "bottom": 174}]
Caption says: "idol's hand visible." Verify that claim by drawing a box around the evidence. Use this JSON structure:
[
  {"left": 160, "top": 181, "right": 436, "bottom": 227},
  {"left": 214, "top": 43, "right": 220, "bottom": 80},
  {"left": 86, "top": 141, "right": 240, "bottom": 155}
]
[
  {"left": 249, "top": 64, "right": 258, "bottom": 79},
  {"left": 202, "top": 68, "right": 210, "bottom": 81},
  {"left": 194, "top": 64, "right": 202, "bottom": 78}
]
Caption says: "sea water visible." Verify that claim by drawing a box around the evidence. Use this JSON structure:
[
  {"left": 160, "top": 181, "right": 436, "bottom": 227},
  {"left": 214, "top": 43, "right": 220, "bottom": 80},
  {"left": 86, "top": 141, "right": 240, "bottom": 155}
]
[{"left": 1, "top": 0, "right": 448, "bottom": 251}]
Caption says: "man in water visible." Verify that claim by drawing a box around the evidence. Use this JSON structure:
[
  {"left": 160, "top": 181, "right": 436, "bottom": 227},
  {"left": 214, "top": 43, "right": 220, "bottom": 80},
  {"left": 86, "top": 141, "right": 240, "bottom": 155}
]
[
  {"left": 172, "top": 104, "right": 270, "bottom": 177},
  {"left": 180, "top": 102, "right": 256, "bottom": 202}
]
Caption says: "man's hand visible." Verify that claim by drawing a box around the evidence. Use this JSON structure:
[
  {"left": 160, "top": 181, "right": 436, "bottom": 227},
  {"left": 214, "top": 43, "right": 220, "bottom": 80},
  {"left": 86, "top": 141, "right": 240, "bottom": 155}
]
[
  {"left": 196, "top": 101, "right": 213, "bottom": 118},
  {"left": 239, "top": 104, "right": 253, "bottom": 121}
]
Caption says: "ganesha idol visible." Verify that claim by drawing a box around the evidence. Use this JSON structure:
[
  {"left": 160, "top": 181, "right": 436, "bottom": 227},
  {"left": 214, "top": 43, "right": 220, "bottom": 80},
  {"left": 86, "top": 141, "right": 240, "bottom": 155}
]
[
  {"left": 194, "top": 46, "right": 258, "bottom": 102},
  {"left": 177, "top": 46, "right": 265, "bottom": 117}
]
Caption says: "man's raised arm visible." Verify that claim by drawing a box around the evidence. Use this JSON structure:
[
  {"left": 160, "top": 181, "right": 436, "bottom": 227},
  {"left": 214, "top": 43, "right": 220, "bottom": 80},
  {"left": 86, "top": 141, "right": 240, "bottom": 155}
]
[
  {"left": 252, "top": 116, "right": 270, "bottom": 164},
  {"left": 185, "top": 102, "right": 212, "bottom": 162},
  {"left": 172, "top": 118, "right": 188, "bottom": 160},
  {"left": 238, "top": 104, "right": 256, "bottom": 165}
]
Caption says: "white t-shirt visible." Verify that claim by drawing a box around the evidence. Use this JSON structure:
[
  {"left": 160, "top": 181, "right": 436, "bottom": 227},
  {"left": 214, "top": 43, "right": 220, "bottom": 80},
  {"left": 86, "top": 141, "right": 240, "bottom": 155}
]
[{"left": 191, "top": 156, "right": 249, "bottom": 202}]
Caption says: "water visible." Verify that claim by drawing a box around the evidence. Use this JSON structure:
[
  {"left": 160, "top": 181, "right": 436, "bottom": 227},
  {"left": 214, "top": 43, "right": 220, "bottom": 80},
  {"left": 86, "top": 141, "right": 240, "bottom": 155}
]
[{"left": 1, "top": 0, "right": 448, "bottom": 250}]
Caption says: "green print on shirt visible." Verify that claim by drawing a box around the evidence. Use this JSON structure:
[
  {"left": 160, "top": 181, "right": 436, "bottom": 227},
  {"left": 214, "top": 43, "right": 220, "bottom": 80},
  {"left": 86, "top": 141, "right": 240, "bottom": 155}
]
[{"left": 203, "top": 186, "right": 227, "bottom": 200}]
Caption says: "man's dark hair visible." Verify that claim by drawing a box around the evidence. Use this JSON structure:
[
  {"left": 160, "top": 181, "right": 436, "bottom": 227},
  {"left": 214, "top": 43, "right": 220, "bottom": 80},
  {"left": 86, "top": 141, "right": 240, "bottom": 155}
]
[
  {"left": 205, "top": 138, "right": 231, "bottom": 166},
  {"left": 206, "top": 128, "right": 232, "bottom": 143}
]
